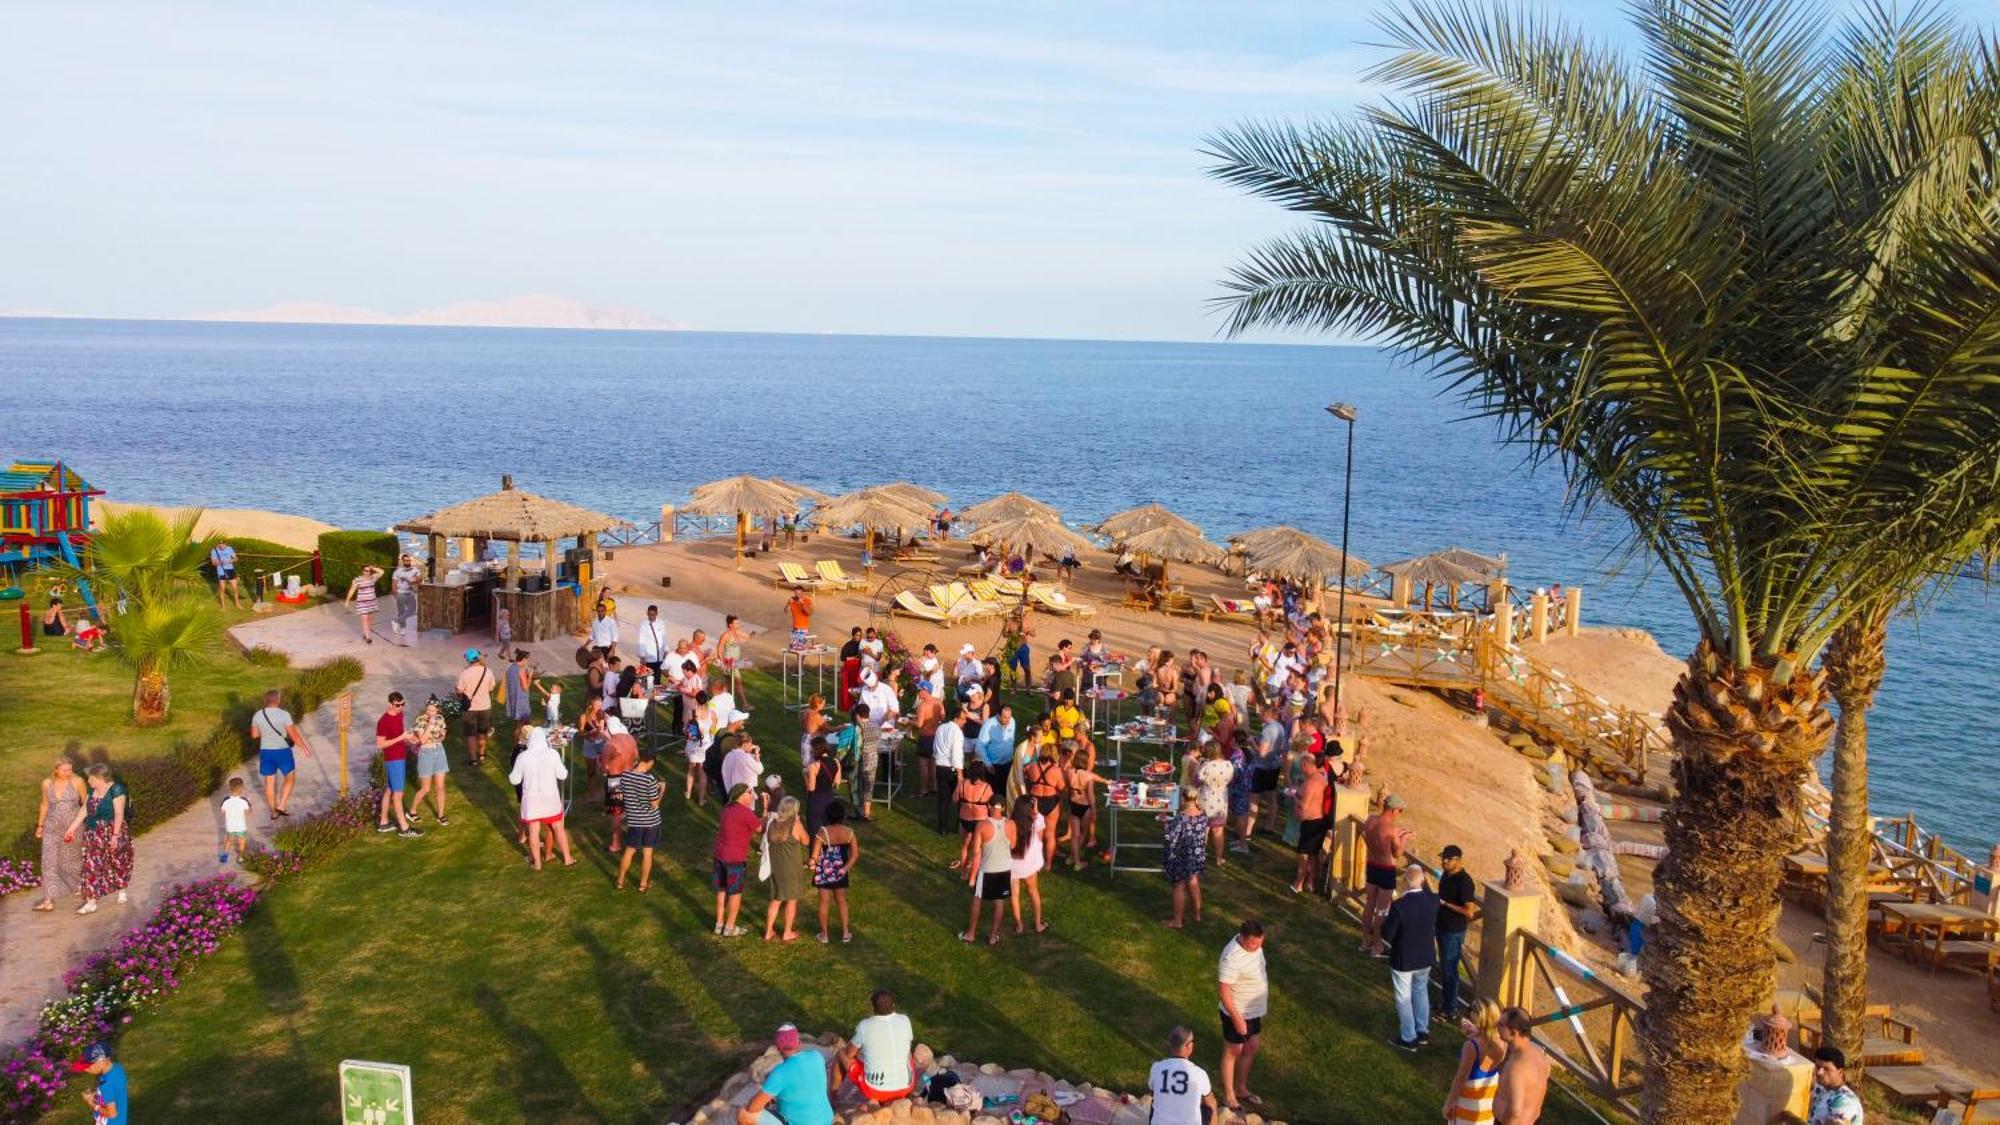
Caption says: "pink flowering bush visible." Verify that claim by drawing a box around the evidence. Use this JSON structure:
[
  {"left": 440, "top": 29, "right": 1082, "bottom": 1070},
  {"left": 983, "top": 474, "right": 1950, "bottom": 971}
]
[
  {"left": 240, "top": 787, "right": 381, "bottom": 883},
  {"left": 0, "top": 876, "right": 258, "bottom": 1124},
  {"left": 0, "top": 858, "right": 37, "bottom": 900}
]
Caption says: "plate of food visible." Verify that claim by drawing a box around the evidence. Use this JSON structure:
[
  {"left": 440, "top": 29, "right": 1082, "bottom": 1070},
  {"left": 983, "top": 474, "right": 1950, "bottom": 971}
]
[{"left": 1140, "top": 760, "right": 1175, "bottom": 780}]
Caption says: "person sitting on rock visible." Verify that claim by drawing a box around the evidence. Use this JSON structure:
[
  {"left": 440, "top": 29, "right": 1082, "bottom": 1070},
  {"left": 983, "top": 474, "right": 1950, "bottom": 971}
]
[{"left": 837, "top": 987, "right": 916, "bottom": 1103}]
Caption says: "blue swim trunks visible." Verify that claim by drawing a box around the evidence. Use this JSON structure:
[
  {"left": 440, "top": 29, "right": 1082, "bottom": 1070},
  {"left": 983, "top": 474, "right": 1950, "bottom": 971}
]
[
  {"left": 259, "top": 748, "right": 296, "bottom": 777},
  {"left": 385, "top": 758, "right": 407, "bottom": 792}
]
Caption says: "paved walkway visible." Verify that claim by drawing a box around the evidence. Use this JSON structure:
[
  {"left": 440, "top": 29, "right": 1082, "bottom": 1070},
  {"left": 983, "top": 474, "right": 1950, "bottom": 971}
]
[{"left": 0, "top": 599, "right": 723, "bottom": 1042}]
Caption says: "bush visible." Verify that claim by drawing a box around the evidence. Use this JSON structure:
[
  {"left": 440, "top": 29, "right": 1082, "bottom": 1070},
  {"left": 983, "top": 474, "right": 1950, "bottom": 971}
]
[
  {"left": 316, "top": 530, "right": 398, "bottom": 595},
  {"left": 243, "top": 645, "right": 290, "bottom": 668},
  {"left": 241, "top": 787, "right": 381, "bottom": 881}
]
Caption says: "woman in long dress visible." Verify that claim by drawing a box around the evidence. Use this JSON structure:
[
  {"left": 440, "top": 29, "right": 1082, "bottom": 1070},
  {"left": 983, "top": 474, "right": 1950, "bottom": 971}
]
[
  {"left": 33, "top": 760, "right": 87, "bottom": 911},
  {"left": 761, "top": 796, "right": 809, "bottom": 942},
  {"left": 77, "top": 765, "right": 132, "bottom": 914},
  {"left": 507, "top": 717, "right": 573, "bottom": 870}
]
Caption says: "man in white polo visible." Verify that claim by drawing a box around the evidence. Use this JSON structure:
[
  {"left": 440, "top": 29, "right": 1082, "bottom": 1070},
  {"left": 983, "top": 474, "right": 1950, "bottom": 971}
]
[{"left": 636, "top": 604, "right": 669, "bottom": 679}]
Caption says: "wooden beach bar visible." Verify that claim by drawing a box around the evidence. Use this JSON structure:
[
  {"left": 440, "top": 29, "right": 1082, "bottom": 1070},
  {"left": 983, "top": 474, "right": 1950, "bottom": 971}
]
[{"left": 394, "top": 476, "right": 622, "bottom": 644}]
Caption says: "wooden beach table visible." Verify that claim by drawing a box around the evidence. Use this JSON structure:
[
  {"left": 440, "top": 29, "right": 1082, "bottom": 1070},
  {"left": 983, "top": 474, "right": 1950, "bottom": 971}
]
[{"left": 1875, "top": 901, "right": 2000, "bottom": 971}]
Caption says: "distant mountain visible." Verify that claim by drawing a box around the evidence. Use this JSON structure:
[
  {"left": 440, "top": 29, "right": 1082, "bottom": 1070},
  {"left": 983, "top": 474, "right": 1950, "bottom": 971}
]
[{"left": 197, "top": 293, "right": 683, "bottom": 332}]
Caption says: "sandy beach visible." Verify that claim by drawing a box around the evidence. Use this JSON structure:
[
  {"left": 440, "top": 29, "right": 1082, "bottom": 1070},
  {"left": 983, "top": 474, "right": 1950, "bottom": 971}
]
[{"left": 93, "top": 499, "right": 338, "bottom": 552}]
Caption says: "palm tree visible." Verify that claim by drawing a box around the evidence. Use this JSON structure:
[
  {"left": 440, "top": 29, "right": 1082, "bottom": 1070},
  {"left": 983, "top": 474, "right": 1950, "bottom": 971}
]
[
  {"left": 116, "top": 595, "right": 225, "bottom": 724},
  {"left": 1206, "top": 2, "right": 2000, "bottom": 1119},
  {"left": 60, "top": 507, "right": 222, "bottom": 608}
]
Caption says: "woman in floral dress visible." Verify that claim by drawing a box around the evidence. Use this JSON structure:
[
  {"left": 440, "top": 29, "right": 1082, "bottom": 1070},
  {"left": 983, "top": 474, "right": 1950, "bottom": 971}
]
[
  {"left": 33, "top": 759, "right": 88, "bottom": 911},
  {"left": 77, "top": 764, "right": 132, "bottom": 915}
]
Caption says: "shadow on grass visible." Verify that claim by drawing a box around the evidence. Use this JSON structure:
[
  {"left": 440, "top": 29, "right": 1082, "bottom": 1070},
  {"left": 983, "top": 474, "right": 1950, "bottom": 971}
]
[{"left": 470, "top": 981, "right": 605, "bottom": 1122}]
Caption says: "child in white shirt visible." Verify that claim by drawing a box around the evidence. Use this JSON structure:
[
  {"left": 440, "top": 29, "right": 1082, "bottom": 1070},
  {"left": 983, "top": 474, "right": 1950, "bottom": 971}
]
[{"left": 219, "top": 777, "right": 253, "bottom": 864}]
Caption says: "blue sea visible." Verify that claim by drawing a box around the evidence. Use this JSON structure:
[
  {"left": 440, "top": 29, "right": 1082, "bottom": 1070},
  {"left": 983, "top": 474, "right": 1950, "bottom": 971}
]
[{"left": 2, "top": 317, "right": 1992, "bottom": 852}]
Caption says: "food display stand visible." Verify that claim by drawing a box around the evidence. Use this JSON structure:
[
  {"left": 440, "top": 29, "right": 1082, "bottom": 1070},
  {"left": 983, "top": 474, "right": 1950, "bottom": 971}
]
[
  {"left": 782, "top": 640, "right": 834, "bottom": 712},
  {"left": 1102, "top": 719, "right": 1186, "bottom": 877}
]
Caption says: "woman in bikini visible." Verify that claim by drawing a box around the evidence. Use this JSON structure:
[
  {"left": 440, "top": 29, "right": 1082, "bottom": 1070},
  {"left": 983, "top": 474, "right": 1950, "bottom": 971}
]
[
  {"left": 1153, "top": 650, "right": 1180, "bottom": 719},
  {"left": 800, "top": 694, "right": 828, "bottom": 762},
  {"left": 951, "top": 760, "right": 994, "bottom": 870},
  {"left": 1061, "top": 743, "right": 1111, "bottom": 870},
  {"left": 1021, "top": 744, "right": 1066, "bottom": 864}
]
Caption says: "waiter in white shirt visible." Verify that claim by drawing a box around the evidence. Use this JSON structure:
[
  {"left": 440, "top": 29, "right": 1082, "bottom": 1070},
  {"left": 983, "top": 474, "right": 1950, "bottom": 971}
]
[
  {"left": 636, "top": 605, "right": 669, "bottom": 678},
  {"left": 589, "top": 604, "right": 621, "bottom": 657},
  {"left": 931, "top": 719, "right": 965, "bottom": 836}
]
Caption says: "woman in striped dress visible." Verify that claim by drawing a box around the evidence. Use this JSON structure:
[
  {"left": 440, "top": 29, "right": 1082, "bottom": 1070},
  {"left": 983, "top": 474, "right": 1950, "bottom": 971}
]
[
  {"left": 1444, "top": 1000, "right": 1506, "bottom": 1123},
  {"left": 345, "top": 566, "right": 383, "bottom": 645}
]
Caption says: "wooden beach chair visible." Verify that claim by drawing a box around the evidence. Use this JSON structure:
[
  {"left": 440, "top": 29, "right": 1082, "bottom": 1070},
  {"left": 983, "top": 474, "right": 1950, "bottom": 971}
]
[
  {"left": 774, "top": 562, "right": 823, "bottom": 590},
  {"left": 1800, "top": 1014, "right": 1924, "bottom": 1068},
  {"left": 1208, "top": 594, "right": 1257, "bottom": 624},
  {"left": 890, "top": 590, "right": 954, "bottom": 623},
  {"left": 1866, "top": 1065, "right": 1998, "bottom": 1119},
  {"left": 815, "top": 559, "right": 867, "bottom": 591},
  {"left": 1030, "top": 585, "right": 1096, "bottom": 618},
  {"left": 1158, "top": 590, "right": 1203, "bottom": 619}
]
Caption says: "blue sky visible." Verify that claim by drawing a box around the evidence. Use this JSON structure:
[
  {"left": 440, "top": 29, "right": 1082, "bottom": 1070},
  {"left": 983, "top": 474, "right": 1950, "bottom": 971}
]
[{"left": 0, "top": 2, "right": 1982, "bottom": 341}]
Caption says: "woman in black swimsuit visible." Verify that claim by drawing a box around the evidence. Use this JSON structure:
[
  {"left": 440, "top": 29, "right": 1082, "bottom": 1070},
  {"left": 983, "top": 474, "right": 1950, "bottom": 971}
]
[
  {"left": 804, "top": 737, "right": 842, "bottom": 839},
  {"left": 1023, "top": 749, "right": 1065, "bottom": 865},
  {"left": 1061, "top": 742, "right": 1110, "bottom": 870}
]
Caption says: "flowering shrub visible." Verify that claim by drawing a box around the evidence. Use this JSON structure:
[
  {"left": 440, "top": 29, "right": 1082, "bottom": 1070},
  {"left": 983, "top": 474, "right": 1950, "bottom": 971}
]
[
  {"left": 879, "top": 628, "right": 919, "bottom": 682},
  {"left": 0, "top": 857, "right": 37, "bottom": 900},
  {"left": 0, "top": 877, "right": 258, "bottom": 1124},
  {"left": 240, "top": 787, "right": 382, "bottom": 883}
]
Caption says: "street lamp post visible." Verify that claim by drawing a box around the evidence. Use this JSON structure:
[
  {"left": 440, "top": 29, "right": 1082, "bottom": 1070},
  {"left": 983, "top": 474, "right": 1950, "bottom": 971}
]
[{"left": 1326, "top": 402, "right": 1358, "bottom": 719}]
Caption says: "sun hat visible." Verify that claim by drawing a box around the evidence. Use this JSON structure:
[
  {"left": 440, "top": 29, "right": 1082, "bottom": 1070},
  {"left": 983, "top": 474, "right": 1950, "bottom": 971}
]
[
  {"left": 1384, "top": 794, "right": 1408, "bottom": 810},
  {"left": 464, "top": 648, "right": 481, "bottom": 662},
  {"left": 774, "top": 1024, "right": 801, "bottom": 1051}
]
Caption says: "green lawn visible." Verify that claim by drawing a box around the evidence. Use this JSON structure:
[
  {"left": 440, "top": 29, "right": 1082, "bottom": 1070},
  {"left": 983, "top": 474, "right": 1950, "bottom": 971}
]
[
  {"left": 45, "top": 671, "right": 1597, "bottom": 1124},
  {"left": 0, "top": 604, "right": 294, "bottom": 849}
]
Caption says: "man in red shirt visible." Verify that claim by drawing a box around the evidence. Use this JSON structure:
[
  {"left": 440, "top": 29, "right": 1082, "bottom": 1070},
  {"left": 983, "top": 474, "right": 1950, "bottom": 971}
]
[
  {"left": 713, "top": 783, "right": 763, "bottom": 937},
  {"left": 374, "top": 692, "right": 421, "bottom": 837}
]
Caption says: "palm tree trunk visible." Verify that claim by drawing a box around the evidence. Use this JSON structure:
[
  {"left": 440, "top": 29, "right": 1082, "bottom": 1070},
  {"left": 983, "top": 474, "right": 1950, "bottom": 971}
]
[
  {"left": 1641, "top": 641, "right": 1833, "bottom": 1123},
  {"left": 1821, "top": 606, "right": 1889, "bottom": 1070},
  {"left": 132, "top": 656, "right": 170, "bottom": 725}
]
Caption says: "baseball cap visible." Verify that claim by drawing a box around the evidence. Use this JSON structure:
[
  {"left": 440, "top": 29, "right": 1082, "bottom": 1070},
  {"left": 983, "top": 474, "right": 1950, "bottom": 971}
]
[
  {"left": 463, "top": 648, "right": 481, "bottom": 662},
  {"left": 727, "top": 709, "right": 751, "bottom": 725},
  {"left": 960, "top": 643, "right": 975, "bottom": 655},
  {"left": 69, "top": 1043, "right": 111, "bottom": 1072},
  {"left": 1440, "top": 844, "right": 1463, "bottom": 860},
  {"left": 774, "top": 1024, "right": 801, "bottom": 1051},
  {"left": 861, "top": 669, "right": 878, "bottom": 685},
  {"left": 1384, "top": 794, "right": 1407, "bottom": 810},
  {"left": 966, "top": 683, "right": 984, "bottom": 696}
]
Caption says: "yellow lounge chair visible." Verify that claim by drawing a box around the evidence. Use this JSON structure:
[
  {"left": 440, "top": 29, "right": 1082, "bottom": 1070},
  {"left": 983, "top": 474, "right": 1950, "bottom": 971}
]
[
  {"left": 774, "top": 562, "right": 823, "bottom": 590},
  {"left": 815, "top": 559, "right": 867, "bottom": 591},
  {"left": 1030, "top": 586, "right": 1096, "bottom": 618},
  {"left": 932, "top": 584, "right": 1001, "bottom": 620},
  {"left": 948, "top": 582, "right": 999, "bottom": 611},
  {"left": 968, "top": 579, "right": 1020, "bottom": 605},
  {"left": 891, "top": 590, "right": 954, "bottom": 623},
  {"left": 1208, "top": 595, "right": 1256, "bottom": 623}
]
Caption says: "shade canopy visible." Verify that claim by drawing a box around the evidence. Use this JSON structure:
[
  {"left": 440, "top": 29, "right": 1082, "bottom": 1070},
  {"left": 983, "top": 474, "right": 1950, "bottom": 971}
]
[
  {"left": 813, "top": 487, "right": 935, "bottom": 532},
  {"left": 1242, "top": 527, "right": 1371, "bottom": 583},
  {"left": 681, "top": 475, "right": 816, "bottom": 517},
  {"left": 968, "top": 513, "right": 1092, "bottom": 558},
  {"left": 1094, "top": 503, "right": 1201, "bottom": 541},
  {"left": 1380, "top": 552, "right": 1491, "bottom": 588},
  {"left": 873, "top": 481, "right": 947, "bottom": 509},
  {"left": 1122, "top": 523, "right": 1226, "bottom": 566},
  {"left": 395, "top": 477, "right": 621, "bottom": 543},
  {"left": 961, "top": 491, "right": 1060, "bottom": 525}
]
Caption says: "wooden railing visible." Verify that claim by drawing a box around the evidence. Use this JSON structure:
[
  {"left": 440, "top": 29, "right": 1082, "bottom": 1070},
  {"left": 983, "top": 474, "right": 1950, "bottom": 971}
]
[
  {"left": 600, "top": 521, "right": 661, "bottom": 548},
  {"left": 1512, "top": 932, "right": 1646, "bottom": 1116},
  {"left": 1794, "top": 794, "right": 1994, "bottom": 906},
  {"left": 1348, "top": 619, "right": 1664, "bottom": 783}
]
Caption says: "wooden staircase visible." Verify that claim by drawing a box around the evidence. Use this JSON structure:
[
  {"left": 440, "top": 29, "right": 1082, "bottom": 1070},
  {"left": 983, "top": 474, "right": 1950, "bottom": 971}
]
[{"left": 1347, "top": 615, "right": 1664, "bottom": 784}]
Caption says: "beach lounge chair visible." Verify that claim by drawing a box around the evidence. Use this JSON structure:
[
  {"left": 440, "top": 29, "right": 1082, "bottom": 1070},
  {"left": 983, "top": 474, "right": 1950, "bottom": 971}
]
[
  {"left": 1159, "top": 590, "right": 1203, "bottom": 619},
  {"left": 774, "top": 562, "right": 824, "bottom": 590},
  {"left": 1208, "top": 595, "right": 1257, "bottom": 623},
  {"left": 932, "top": 584, "right": 1002, "bottom": 621},
  {"left": 1030, "top": 585, "right": 1096, "bottom": 618},
  {"left": 948, "top": 582, "right": 1004, "bottom": 613},
  {"left": 815, "top": 559, "right": 867, "bottom": 591},
  {"left": 890, "top": 590, "right": 954, "bottom": 623},
  {"left": 968, "top": 579, "right": 1018, "bottom": 605}
]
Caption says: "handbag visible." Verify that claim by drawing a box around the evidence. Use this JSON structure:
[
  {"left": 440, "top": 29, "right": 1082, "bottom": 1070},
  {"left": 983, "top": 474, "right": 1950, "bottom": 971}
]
[
  {"left": 453, "top": 668, "right": 488, "bottom": 714},
  {"left": 756, "top": 822, "right": 774, "bottom": 882},
  {"left": 258, "top": 708, "right": 294, "bottom": 749}
]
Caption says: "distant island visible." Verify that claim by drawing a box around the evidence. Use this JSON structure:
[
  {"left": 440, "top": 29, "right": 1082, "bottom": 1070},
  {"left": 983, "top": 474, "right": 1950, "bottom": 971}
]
[{"left": 195, "top": 293, "right": 683, "bottom": 332}]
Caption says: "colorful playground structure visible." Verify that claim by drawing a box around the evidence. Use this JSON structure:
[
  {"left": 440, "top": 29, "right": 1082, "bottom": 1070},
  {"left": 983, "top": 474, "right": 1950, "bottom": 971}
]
[{"left": 0, "top": 459, "right": 102, "bottom": 615}]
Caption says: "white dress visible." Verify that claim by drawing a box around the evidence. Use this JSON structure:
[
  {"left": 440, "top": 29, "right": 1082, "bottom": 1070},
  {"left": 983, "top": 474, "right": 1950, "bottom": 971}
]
[
  {"left": 1011, "top": 813, "right": 1046, "bottom": 880},
  {"left": 509, "top": 729, "right": 569, "bottom": 822}
]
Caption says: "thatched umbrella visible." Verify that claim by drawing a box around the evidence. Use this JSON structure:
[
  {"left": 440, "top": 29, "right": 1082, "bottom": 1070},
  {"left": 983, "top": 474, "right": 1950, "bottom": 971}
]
[
  {"left": 771, "top": 478, "right": 831, "bottom": 504},
  {"left": 1433, "top": 546, "right": 1507, "bottom": 578},
  {"left": 1381, "top": 552, "right": 1491, "bottom": 609},
  {"left": 813, "top": 488, "right": 936, "bottom": 564},
  {"left": 682, "top": 475, "right": 816, "bottom": 566},
  {"left": 1094, "top": 503, "right": 1200, "bottom": 541},
  {"left": 961, "top": 491, "right": 1060, "bottom": 526},
  {"left": 969, "top": 513, "right": 1092, "bottom": 560},
  {"left": 1123, "top": 522, "right": 1225, "bottom": 592},
  {"left": 1243, "top": 527, "right": 1371, "bottom": 586},
  {"left": 873, "top": 481, "right": 947, "bottom": 510}
]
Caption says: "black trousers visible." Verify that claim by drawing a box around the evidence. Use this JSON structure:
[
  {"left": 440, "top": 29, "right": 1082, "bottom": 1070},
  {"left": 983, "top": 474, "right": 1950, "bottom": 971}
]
[{"left": 934, "top": 766, "right": 958, "bottom": 834}]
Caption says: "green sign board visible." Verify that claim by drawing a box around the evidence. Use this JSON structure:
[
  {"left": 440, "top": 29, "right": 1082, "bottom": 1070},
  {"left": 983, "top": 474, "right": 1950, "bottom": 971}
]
[{"left": 339, "top": 1059, "right": 413, "bottom": 1125}]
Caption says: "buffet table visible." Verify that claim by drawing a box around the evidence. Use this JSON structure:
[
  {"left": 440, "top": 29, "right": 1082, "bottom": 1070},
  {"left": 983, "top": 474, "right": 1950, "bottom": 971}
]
[{"left": 1102, "top": 719, "right": 1186, "bottom": 878}]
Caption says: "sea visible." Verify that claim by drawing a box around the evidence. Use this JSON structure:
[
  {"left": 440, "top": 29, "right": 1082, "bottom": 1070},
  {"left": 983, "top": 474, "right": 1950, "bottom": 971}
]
[{"left": 2, "top": 317, "right": 1992, "bottom": 853}]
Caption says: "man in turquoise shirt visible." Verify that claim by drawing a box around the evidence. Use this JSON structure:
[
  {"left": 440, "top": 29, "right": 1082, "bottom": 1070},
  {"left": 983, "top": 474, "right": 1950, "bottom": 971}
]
[
  {"left": 977, "top": 704, "right": 1017, "bottom": 769},
  {"left": 737, "top": 1024, "right": 833, "bottom": 1125}
]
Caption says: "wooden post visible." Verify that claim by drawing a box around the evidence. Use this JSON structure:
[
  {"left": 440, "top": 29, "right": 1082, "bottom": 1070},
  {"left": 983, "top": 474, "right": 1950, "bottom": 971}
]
[
  {"left": 1530, "top": 590, "right": 1550, "bottom": 644},
  {"left": 505, "top": 540, "right": 521, "bottom": 590},
  {"left": 578, "top": 532, "right": 595, "bottom": 590},
  {"left": 427, "top": 534, "right": 444, "bottom": 582},
  {"left": 1493, "top": 600, "right": 1515, "bottom": 648},
  {"left": 460, "top": 537, "right": 476, "bottom": 565},
  {"left": 1564, "top": 586, "right": 1582, "bottom": 636},
  {"left": 1327, "top": 783, "right": 1372, "bottom": 906},
  {"left": 335, "top": 691, "right": 353, "bottom": 798},
  {"left": 1476, "top": 880, "right": 1541, "bottom": 1007},
  {"left": 1391, "top": 573, "right": 1413, "bottom": 606}
]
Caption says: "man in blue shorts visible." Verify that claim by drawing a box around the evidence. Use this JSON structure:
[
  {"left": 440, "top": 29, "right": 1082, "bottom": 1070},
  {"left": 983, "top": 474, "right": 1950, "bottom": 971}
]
[
  {"left": 374, "top": 692, "right": 422, "bottom": 837},
  {"left": 249, "top": 688, "right": 312, "bottom": 819},
  {"left": 210, "top": 540, "right": 245, "bottom": 608}
]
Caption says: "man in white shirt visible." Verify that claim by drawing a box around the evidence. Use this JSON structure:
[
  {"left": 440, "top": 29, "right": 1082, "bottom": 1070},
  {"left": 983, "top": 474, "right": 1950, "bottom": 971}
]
[
  {"left": 931, "top": 718, "right": 965, "bottom": 836},
  {"left": 953, "top": 643, "right": 982, "bottom": 696},
  {"left": 858, "top": 627, "right": 885, "bottom": 675},
  {"left": 390, "top": 555, "right": 424, "bottom": 644},
  {"left": 839, "top": 988, "right": 916, "bottom": 1103},
  {"left": 859, "top": 671, "right": 900, "bottom": 731},
  {"left": 1147, "top": 1026, "right": 1216, "bottom": 1125},
  {"left": 636, "top": 605, "right": 669, "bottom": 677},
  {"left": 1216, "top": 919, "right": 1269, "bottom": 1112},
  {"left": 589, "top": 605, "right": 620, "bottom": 657},
  {"left": 721, "top": 736, "right": 764, "bottom": 804}
]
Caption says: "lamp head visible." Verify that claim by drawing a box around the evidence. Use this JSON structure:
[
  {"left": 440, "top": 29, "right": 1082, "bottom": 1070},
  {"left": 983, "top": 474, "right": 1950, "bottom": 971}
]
[{"left": 1326, "top": 402, "right": 1358, "bottom": 423}]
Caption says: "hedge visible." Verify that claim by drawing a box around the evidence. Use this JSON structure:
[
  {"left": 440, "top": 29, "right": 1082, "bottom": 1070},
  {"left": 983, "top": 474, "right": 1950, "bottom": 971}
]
[
  {"left": 316, "top": 530, "right": 398, "bottom": 595},
  {"left": 1, "top": 656, "right": 366, "bottom": 867}
]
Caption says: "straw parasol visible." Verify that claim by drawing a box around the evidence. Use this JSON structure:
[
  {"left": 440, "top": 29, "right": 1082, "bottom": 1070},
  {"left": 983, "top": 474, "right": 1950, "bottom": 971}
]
[
  {"left": 682, "top": 475, "right": 817, "bottom": 566},
  {"left": 872, "top": 481, "right": 947, "bottom": 510},
  {"left": 1433, "top": 546, "right": 1507, "bottom": 578},
  {"left": 1121, "top": 522, "right": 1225, "bottom": 594},
  {"left": 961, "top": 491, "right": 1060, "bottom": 526},
  {"left": 1242, "top": 527, "right": 1371, "bottom": 585},
  {"left": 968, "top": 513, "right": 1092, "bottom": 560},
  {"left": 770, "top": 478, "right": 830, "bottom": 504},
  {"left": 1381, "top": 551, "right": 1491, "bottom": 609},
  {"left": 813, "top": 488, "right": 936, "bottom": 561},
  {"left": 1094, "top": 503, "right": 1200, "bottom": 541}
]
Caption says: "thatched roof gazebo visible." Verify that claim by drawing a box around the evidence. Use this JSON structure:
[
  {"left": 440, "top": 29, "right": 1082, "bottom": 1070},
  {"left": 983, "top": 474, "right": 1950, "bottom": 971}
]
[
  {"left": 1380, "top": 551, "right": 1494, "bottom": 611},
  {"left": 395, "top": 475, "right": 622, "bottom": 642}
]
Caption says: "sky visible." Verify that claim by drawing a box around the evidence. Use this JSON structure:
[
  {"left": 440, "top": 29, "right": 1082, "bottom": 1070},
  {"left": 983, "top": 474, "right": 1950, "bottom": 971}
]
[{"left": 0, "top": 2, "right": 1984, "bottom": 342}]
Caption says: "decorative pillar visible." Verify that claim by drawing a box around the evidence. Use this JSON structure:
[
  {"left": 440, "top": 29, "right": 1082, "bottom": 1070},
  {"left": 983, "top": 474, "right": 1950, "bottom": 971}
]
[
  {"left": 1565, "top": 586, "right": 1583, "bottom": 636},
  {"left": 1735, "top": 1050, "right": 1814, "bottom": 1124},
  {"left": 459, "top": 537, "right": 476, "bottom": 565},
  {"left": 1493, "top": 601, "right": 1515, "bottom": 648},
  {"left": 505, "top": 540, "right": 521, "bottom": 590},
  {"left": 427, "top": 534, "right": 444, "bottom": 582},
  {"left": 1530, "top": 590, "right": 1550, "bottom": 644},
  {"left": 1475, "top": 880, "right": 1541, "bottom": 1007},
  {"left": 659, "top": 504, "right": 675, "bottom": 542},
  {"left": 1327, "top": 784, "right": 1372, "bottom": 904}
]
